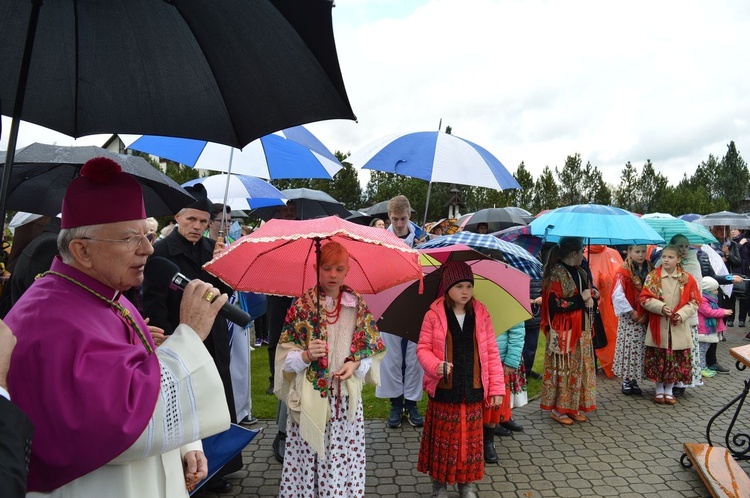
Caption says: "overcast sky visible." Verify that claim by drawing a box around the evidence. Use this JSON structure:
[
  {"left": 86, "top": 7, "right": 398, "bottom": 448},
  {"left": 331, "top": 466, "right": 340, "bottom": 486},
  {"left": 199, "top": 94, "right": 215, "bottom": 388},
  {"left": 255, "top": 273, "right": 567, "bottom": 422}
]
[{"left": 4, "top": 0, "right": 750, "bottom": 188}]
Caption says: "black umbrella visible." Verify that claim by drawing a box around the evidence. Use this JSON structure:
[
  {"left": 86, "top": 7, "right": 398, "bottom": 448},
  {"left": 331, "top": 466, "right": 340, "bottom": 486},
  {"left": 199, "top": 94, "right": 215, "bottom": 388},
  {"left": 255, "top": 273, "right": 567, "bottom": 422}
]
[
  {"left": 463, "top": 207, "right": 528, "bottom": 233},
  {"left": 361, "top": 200, "right": 417, "bottom": 220},
  {"left": 0, "top": 143, "right": 195, "bottom": 217},
  {"left": 0, "top": 0, "right": 356, "bottom": 225},
  {"left": 249, "top": 188, "right": 351, "bottom": 221},
  {"left": 345, "top": 210, "right": 376, "bottom": 226}
]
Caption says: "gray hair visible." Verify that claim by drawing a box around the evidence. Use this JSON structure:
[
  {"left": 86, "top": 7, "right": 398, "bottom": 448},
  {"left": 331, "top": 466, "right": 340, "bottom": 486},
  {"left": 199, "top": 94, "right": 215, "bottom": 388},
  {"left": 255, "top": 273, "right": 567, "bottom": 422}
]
[{"left": 58, "top": 224, "right": 105, "bottom": 264}]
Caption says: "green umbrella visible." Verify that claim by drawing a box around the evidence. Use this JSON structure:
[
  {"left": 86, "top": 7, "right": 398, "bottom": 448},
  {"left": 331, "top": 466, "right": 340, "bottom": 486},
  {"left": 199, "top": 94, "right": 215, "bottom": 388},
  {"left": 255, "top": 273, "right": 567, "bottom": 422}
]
[{"left": 641, "top": 213, "right": 718, "bottom": 245}]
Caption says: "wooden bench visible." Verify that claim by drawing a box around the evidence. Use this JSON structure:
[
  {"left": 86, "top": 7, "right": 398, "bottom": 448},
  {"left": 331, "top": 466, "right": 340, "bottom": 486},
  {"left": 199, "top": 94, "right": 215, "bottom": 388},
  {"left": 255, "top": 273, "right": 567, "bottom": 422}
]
[{"left": 682, "top": 443, "right": 750, "bottom": 498}]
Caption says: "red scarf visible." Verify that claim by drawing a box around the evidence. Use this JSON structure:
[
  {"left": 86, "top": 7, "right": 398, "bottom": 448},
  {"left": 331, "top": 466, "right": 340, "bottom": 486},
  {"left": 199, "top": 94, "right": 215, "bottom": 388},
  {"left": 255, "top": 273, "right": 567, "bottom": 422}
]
[
  {"left": 615, "top": 258, "right": 652, "bottom": 321},
  {"left": 541, "top": 263, "right": 586, "bottom": 354},
  {"left": 639, "top": 265, "right": 700, "bottom": 346}
]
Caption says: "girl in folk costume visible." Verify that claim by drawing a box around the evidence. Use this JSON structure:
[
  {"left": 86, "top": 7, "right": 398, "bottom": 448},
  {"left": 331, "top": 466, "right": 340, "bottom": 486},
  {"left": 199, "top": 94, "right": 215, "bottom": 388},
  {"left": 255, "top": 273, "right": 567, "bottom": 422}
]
[
  {"left": 639, "top": 245, "right": 700, "bottom": 406},
  {"left": 540, "top": 237, "right": 597, "bottom": 426},
  {"left": 274, "top": 242, "right": 386, "bottom": 497},
  {"left": 612, "top": 245, "right": 653, "bottom": 395},
  {"left": 417, "top": 261, "right": 504, "bottom": 498}
]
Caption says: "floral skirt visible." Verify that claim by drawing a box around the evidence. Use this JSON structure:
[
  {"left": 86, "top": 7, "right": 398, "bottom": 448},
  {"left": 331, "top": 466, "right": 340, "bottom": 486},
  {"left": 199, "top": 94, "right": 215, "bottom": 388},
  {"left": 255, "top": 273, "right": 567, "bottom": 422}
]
[
  {"left": 644, "top": 346, "right": 693, "bottom": 384},
  {"left": 418, "top": 400, "right": 484, "bottom": 485},
  {"left": 612, "top": 314, "right": 646, "bottom": 382},
  {"left": 279, "top": 395, "right": 366, "bottom": 498},
  {"left": 540, "top": 327, "right": 597, "bottom": 414},
  {"left": 689, "top": 324, "right": 702, "bottom": 386},
  {"left": 508, "top": 363, "right": 528, "bottom": 408}
]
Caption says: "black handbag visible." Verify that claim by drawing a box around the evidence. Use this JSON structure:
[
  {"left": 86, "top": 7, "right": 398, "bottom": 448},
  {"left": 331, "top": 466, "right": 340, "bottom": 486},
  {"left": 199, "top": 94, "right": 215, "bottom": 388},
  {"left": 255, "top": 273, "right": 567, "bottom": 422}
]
[{"left": 590, "top": 299, "right": 608, "bottom": 350}]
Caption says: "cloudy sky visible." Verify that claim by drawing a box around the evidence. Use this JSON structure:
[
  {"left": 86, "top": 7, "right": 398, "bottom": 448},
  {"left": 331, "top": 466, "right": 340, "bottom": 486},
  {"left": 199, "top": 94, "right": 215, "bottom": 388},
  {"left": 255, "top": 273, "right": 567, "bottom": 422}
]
[{"left": 4, "top": 0, "right": 750, "bottom": 188}]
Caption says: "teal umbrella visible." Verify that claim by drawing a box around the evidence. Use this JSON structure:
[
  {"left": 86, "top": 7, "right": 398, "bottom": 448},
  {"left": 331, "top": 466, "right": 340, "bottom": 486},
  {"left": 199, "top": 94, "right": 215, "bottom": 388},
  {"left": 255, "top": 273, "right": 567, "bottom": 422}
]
[{"left": 641, "top": 213, "right": 718, "bottom": 245}]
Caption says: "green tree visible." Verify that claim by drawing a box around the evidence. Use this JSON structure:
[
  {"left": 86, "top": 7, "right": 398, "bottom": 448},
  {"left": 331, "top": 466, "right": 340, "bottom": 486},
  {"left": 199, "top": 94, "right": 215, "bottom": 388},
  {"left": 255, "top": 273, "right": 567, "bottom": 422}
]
[
  {"left": 580, "top": 161, "right": 611, "bottom": 204},
  {"left": 323, "top": 152, "right": 362, "bottom": 209},
  {"left": 716, "top": 141, "right": 749, "bottom": 211},
  {"left": 556, "top": 154, "right": 584, "bottom": 206},
  {"left": 614, "top": 161, "right": 639, "bottom": 211},
  {"left": 512, "top": 162, "right": 535, "bottom": 211},
  {"left": 633, "top": 160, "right": 669, "bottom": 213},
  {"left": 532, "top": 166, "right": 559, "bottom": 212}
]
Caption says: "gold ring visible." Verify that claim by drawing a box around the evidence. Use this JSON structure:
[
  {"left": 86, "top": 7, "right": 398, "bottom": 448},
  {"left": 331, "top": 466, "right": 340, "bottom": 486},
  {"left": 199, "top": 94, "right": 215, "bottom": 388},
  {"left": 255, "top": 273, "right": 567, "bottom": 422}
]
[{"left": 203, "top": 290, "right": 215, "bottom": 302}]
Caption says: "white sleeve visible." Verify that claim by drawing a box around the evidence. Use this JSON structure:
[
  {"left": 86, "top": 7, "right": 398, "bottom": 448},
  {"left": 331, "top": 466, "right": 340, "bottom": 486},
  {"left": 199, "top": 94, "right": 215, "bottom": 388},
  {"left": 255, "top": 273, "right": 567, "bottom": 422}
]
[
  {"left": 354, "top": 356, "right": 372, "bottom": 379},
  {"left": 284, "top": 349, "right": 310, "bottom": 373},
  {"left": 612, "top": 280, "right": 634, "bottom": 316},
  {"left": 112, "top": 324, "right": 230, "bottom": 462}
]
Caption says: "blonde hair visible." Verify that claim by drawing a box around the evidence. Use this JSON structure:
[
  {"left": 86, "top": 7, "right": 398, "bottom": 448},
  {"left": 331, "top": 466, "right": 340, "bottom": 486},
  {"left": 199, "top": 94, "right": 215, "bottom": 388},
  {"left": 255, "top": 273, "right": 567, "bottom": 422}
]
[{"left": 387, "top": 195, "right": 411, "bottom": 217}]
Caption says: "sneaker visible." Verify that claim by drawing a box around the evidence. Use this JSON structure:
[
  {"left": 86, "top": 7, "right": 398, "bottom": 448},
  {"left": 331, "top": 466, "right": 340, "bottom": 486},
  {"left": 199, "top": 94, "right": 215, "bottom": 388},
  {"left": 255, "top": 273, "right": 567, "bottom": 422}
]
[
  {"left": 254, "top": 338, "right": 263, "bottom": 347},
  {"left": 672, "top": 387, "right": 686, "bottom": 397},
  {"left": 621, "top": 380, "right": 634, "bottom": 395},
  {"left": 701, "top": 368, "right": 717, "bottom": 378},
  {"left": 719, "top": 332, "right": 726, "bottom": 342},
  {"left": 727, "top": 321, "right": 734, "bottom": 327},
  {"left": 239, "top": 415, "right": 258, "bottom": 426},
  {"left": 386, "top": 406, "right": 402, "bottom": 428},
  {"left": 708, "top": 363, "right": 730, "bottom": 374},
  {"left": 528, "top": 370, "right": 542, "bottom": 380},
  {"left": 406, "top": 406, "right": 424, "bottom": 427},
  {"left": 629, "top": 380, "right": 642, "bottom": 395},
  {"left": 740, "top": 321, "right": 746, "bottom": 328}
]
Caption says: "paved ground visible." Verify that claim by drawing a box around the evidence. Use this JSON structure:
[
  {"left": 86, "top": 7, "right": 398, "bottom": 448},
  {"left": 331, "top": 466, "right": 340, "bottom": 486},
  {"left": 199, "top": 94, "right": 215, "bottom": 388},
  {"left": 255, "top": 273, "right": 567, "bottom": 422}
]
[{"left": 205, "top": 327, "right": 750, "bottom": 497}]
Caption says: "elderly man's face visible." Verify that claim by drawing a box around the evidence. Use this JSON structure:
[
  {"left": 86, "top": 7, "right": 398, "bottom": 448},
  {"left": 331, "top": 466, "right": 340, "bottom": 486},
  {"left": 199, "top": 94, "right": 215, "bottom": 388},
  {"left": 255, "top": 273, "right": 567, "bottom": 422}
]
[
  {"left": 176, "top": 208, "right": 210, "bottom": 243},
  {"left": 85, "top": 219, "right": 153, "bottom": 291}
]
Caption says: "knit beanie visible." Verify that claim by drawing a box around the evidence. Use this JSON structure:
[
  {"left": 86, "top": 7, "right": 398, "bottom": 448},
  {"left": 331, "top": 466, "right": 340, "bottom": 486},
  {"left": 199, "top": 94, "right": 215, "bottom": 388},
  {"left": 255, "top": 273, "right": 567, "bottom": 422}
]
[
  {"left": 440, "top": 261, "right": 474, "bottom": 294},
  {"left": 701, "top": 276, "right": 719, "bottom": 293},
  {"left": 61, "top": 157, "right": 145, "bottom": 229}
]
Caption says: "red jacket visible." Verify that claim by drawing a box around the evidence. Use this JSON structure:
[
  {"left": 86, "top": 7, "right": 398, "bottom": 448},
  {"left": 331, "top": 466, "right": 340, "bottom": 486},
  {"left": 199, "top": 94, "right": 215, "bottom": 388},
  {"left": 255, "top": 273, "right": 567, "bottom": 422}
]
[{"left": 417, "top": 296, "right": 505, "bottom": 399}]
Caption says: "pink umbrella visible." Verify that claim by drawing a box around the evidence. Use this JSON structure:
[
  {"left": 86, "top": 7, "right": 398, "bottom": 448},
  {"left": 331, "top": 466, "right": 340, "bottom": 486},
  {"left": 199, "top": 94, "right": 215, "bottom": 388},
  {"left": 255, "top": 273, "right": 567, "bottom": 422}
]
[{"left": 203, "top": 216, "right": 422, "bottom": 297}]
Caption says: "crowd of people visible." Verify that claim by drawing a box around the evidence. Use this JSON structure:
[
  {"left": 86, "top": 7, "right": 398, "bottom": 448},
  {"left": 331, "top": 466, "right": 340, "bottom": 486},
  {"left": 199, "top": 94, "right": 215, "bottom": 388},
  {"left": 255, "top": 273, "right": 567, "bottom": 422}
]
[{"left": 1, "top": 157, "right": 748, "bottom": 497}]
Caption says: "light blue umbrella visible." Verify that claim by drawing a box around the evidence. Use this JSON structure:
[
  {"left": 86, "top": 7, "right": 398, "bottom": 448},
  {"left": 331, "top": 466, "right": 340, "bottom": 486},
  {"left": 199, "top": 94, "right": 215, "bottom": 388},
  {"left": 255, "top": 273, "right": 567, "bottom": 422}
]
[
  {"left": 419, "top": 231, "right": 543, "bottom": 278},
  {"left": 182, "top": 174, "right": 286, "bottom": 211},
  {"left": 123, "top": 125, "right": 343, "bottom": 180},
  {"left": 530, "top": 204, "right": 665, "bottom": 245},
  {"left": 641, "top": 213, "right": 717, "bottom": 245}
]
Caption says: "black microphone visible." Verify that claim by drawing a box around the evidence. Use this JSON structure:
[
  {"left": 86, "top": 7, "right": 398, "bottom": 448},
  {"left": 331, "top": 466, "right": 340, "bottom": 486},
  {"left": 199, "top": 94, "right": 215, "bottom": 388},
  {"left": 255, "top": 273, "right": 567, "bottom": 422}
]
[{"left": 145, "top": 256, "right": 252, "bottom": 328}]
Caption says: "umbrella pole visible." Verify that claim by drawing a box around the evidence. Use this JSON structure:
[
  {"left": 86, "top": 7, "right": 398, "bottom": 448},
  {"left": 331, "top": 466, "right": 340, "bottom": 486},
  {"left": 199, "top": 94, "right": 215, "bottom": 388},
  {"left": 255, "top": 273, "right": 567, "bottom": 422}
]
[
  {"left": 0, "top": 0, "right": 43, "bottom": 231},
  {"left": 315, "top": 238, "right": 322, "bottom": 340},
  {"left": 218, "top": 149, "right": 236, "bottom": 241},
  {"left": 422, "top": 181, "right": 433, "bottom": 228}
]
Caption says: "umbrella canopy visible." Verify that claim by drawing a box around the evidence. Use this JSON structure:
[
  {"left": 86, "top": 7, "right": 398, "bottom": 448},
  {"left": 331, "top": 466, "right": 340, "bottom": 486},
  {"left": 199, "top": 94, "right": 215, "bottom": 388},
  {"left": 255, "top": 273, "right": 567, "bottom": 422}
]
[
  {"left": 463, "top": 207, "right": 528, "bottom": 233},
  {"left": 0, "top": 0, "right": 354, "bottom": 149},
  {"left": 694, "top": 211, "right": 750, "bottom": 229},
  {"left": 0, "top": 0, "right": 355, "bottom": 230},
  {"left": 494, "top": 225, "right": 544, "bottom": 256},
  {"left": 203, "top": 216, "right": 423, "bottom": 297},
  {"left": 360, "top": 200, "right": 417, "bottom": 220},
  {"left": 364, "top": 246, "right": 532, "bottom": 342},
  {"left": 249, "top": 188, "right": 351, "bottom": 221},
  {"left": 504, "top": 206, "right": 535, "bottom": 223},
  {"left": 181, "top": 174, "right": 286, "bottom": 211},
  {"left": 678, "top": 213, "right": 701, "bottom": 222},
  {"left": 530, "top": 204, "right": 665, "bottom": 245},
  {"left": 0, "top": 143, "right": 194, "bottom": 217},
  {"left": 640, "top": 213, "right": 718, "bottom": 245},
  {"left": 418, "top": 231, "right": 543, "bottom": 279},
  {"left": 347, "top": 131, "right": 521, "bottom": 191},
  {"left": 345, "top": 210, "right": 376, "bottom": 226},
  {"left": 123, "top": 125, "right": 343, "bottom": 180}
]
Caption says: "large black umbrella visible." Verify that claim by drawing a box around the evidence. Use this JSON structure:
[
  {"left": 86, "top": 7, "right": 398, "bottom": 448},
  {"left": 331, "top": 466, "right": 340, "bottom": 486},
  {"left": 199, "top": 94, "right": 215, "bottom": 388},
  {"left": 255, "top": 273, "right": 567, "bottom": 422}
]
[
  {"left": 249, "top": 188, "right": 351, "bottom": 221},
  {"left": 0, "top": 0, "right": 356, "bottom": 224},
  {"left": 463, "top": 207, "right": 527, "bottom": 233},
  {"left": 0, "top": 143, "right": 194, "bottom": 217}
]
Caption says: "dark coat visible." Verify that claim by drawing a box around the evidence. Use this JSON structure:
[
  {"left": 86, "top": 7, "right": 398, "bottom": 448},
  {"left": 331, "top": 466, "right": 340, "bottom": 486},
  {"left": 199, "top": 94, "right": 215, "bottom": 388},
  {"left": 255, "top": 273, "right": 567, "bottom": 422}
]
[{"left": 0, "top": 396, "right": 34, "bottom": 498}]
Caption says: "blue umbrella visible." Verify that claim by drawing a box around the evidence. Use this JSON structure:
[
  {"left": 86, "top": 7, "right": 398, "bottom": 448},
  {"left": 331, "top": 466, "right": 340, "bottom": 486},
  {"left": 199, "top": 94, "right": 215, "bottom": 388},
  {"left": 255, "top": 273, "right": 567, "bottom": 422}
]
[
  {"left": 419, "top": 231, "right": 542, "bottom": 278},
  {"left": 182, "top": 174, "right": 286, "bottom": 211},
  {"left": 640, "top": 213, "right": 717, "bottom": 245},
  {"left": 530, "top": 204, "right": 665, "bottom": 245},
  {"left": 347, "top": 131, "right": 520, "bottom": 225},
  {"left": 190, "top": 424, "right": 260, "bottom": 495},
  {"left": 678, "top": 213, "right": 701, "bottom": 222},
  {"left": 124, "top": 125, "right": 343, "bottom": 180}
]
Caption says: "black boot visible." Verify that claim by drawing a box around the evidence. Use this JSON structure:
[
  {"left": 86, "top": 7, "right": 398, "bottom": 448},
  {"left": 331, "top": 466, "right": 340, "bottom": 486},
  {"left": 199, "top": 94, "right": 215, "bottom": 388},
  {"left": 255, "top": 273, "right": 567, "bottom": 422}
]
[{"left": 483, "top": 426, "right": 498, "bottom": 464}]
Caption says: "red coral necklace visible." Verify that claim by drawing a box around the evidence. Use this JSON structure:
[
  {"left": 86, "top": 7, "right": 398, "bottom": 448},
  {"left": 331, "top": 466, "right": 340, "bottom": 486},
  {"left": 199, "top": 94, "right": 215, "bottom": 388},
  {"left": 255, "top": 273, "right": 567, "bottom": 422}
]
[{"left": 325, "top": 292, "right": 343, "bottom": 324}]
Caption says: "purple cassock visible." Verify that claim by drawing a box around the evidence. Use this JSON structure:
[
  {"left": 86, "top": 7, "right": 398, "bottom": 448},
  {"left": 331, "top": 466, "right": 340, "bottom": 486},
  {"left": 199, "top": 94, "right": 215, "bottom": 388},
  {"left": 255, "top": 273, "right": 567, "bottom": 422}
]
[{"left": 5, "top": 257, "right": 160, "bottom": 492}]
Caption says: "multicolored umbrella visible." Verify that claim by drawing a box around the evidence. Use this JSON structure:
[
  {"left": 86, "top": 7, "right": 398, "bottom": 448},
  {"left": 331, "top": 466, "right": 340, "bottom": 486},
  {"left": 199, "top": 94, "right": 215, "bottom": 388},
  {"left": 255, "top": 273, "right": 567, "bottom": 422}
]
[
  {"left": 364, "top": 245, "right": 532, "bottom": 342},
  {"left": 418, "top": 231, "right": 543, "bottom": 279},
  {"left": 530, "top": 204, "right": 665, "bottom": 245},
  {"left": 494, "top": 224, "right": 544, "bottom": 256},
  {"left": 203, "top": 216, "right": 422, "bottom": 297},
  {"left": 181, "top": 173, "right": 287, "bottom": 211}
]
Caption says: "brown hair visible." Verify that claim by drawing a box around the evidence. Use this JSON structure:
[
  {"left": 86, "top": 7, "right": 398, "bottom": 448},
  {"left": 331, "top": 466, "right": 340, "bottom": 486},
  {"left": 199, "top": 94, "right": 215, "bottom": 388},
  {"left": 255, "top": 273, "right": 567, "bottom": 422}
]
[{"left": 387, "top": 195, "right": 411, "bottom": 217}]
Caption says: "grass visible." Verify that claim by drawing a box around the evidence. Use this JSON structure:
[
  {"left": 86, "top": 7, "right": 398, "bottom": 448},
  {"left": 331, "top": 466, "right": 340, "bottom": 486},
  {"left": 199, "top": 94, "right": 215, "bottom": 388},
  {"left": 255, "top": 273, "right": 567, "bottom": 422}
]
[{"left": 249, "top": 333, "right": 547, "bottom": 420}]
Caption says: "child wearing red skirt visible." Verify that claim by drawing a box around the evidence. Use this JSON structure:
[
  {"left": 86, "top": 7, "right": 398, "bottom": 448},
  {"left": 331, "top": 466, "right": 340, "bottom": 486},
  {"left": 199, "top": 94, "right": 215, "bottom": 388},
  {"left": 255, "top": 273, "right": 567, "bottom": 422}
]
[{"left": 416, "top": 261, "right": 505, "bottom": 498}]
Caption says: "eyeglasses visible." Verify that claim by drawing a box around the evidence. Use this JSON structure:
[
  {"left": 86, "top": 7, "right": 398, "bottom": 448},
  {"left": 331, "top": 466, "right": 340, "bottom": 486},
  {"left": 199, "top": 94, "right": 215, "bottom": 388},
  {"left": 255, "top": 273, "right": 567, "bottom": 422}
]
[{"left": 80, "top": 234, "right": 150, "bottom": 250}]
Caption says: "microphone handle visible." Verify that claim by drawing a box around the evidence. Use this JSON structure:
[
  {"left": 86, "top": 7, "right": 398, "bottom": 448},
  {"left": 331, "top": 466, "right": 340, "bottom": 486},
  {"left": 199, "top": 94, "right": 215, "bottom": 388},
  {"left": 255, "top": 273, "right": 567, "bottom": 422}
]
[{"left": 169, "top": 273, "right": 252, "bottom": 328}]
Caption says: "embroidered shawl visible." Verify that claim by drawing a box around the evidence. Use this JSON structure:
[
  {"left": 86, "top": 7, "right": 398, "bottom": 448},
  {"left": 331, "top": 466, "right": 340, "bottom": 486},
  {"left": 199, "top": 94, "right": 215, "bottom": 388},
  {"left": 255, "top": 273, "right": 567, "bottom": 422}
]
[
  {"left": 541, "top": 263, "right": 587, "bottom": 354},
  {"left": 639, "top": 265, "right": 700, "bottom": 346},
  {"left": 278, "top": 285, "right": 385, "bottom": 398}
]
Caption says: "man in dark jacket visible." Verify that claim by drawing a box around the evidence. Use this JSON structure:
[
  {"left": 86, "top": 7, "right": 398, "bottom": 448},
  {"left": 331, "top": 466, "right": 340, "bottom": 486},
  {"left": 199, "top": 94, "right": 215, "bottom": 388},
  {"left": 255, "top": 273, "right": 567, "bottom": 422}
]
[
  {"left": 142, "top": 184, "right": 239, "bottom": 493},
  {"left": 712, "top": 225, "right": 742, "bottom": 327},
  {"left": 730, "top": 228, "right": 750, "bottom": 327}
]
